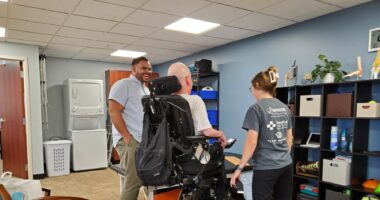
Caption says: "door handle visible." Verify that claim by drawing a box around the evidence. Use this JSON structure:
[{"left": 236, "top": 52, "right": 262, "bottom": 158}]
[{"left": 0, "top": 118, "right": 6, "bottom": 129}]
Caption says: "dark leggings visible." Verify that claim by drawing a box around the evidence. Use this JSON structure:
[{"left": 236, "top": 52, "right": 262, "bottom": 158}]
[{"left": 252, "top": 164, "right": 293, "bottom": 200}]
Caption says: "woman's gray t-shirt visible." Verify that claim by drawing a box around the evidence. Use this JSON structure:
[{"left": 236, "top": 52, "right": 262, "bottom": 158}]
[{"left": 242, "top": 98, "right": 292, "bottom": 170}]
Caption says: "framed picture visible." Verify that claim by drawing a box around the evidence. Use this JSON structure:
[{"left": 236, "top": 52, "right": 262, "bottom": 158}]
[{"left": 368, "top": 27, "right": 380, "bottom": 52}]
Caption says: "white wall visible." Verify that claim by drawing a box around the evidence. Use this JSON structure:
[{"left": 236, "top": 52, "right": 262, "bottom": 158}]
[
  {"left": 45, "top": 57, "right": 130, "bottom": 141},
  {"left": 0, "top": 42, "right": 44, "bottom": 175}
]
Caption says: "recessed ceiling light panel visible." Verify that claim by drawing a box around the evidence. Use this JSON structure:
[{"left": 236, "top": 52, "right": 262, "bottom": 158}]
[
  {"left": 0, "top": 27, "right": 5, "bottom": 37},
  {"left": 165, "top": 17, "right": 220, "bottom": 34},
  {"left": 111, "top": 50, "right": 146, "bottom": 58}
]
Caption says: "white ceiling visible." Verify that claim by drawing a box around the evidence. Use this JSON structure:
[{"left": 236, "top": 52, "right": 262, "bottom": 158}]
[{"left": 0, "top": 0, "right": 371, "bottom": 65}]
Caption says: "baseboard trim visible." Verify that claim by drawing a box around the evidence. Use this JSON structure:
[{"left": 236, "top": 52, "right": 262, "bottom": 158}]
[{"left": 33, "top": 173, "right": 46, "bottom": 179}]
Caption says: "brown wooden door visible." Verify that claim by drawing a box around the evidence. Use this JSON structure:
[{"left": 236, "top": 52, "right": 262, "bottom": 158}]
[{"left": 0, "top": 60, "right": 28, "bottom": 178}]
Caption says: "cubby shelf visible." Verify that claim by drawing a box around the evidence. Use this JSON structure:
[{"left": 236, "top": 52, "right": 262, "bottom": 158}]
[
  {"left": 277, "top": 80, "right": 380, "bottom": 200},
  {"left": 353, "top": 151, "right": 380, "bottom": 157},
  {"left": 320, "top": 148, "right": 353, "bottom": 156},
  {"left": 294, "top": 145, "right": 320, "bottom": 150},
  {"left": 294, "top": 174, "right": 320, "bottom": 181},
  {"left": 192, "top": 72, "right": 219, "bottom": 129},
  {"left": 320, "top": 181, "right": 378, "bottom": 196}
]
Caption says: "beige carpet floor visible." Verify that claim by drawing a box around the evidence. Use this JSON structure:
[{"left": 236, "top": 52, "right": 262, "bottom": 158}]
[{"left": 40, "top": 168, "right": 145, "bottom": 200}]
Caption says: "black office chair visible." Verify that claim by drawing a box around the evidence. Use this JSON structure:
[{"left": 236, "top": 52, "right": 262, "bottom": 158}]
[{"left": 136, "top": 76, "right": 227, "bottom": 200}]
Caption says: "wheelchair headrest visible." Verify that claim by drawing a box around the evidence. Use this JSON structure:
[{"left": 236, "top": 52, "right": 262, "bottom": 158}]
[{"left": 148, "top": 76, "right": 182, "bottom": 95}]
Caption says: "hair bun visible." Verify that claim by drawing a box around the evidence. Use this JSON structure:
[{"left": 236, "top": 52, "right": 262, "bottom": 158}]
[{"left": 267, "top": 66, "right": 279, "bottom": 83}]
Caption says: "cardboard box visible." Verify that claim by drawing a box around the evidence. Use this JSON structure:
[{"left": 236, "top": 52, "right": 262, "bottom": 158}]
[
  {"left": 326, "top": 93, "right": 353, "bottom": 117},
  {"left": 322, "top": 159, "right": 351, "bottom": 186},
  {"left": 300, "top": 95, "right": 322, "bottom": 116},
  {"left": 356, "top": 103, "right": 380, "bottom": 117}
]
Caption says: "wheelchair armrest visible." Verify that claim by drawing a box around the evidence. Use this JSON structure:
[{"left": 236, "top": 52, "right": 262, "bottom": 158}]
[{"left": 185, "top": 135, "right": 208, "bottom": 142}]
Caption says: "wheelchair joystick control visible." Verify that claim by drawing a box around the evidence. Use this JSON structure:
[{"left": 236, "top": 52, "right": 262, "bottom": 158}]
[{"left": 225, "top": 138, "right": 236, "bottom": 149}]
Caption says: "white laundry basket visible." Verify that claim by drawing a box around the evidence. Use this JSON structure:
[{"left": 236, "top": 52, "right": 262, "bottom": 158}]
[{"left": 43, "top": 140, "right": 72, "bottom": 177}]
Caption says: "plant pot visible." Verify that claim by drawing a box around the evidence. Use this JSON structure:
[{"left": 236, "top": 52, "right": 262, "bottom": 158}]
[{"left": 323, "top": 73, "right": 335, "bottom": 83}]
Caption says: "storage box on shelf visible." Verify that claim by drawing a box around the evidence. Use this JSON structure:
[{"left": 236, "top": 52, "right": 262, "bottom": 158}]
[
  {"left": 207, "top": 109, "right": 218, "bottom": 126},
  {"left": 357, "top": 103, "right": 380, "bottom": 117},
  {"left": 322, "top": 159, "right": 351, "bottom": 186},
  {"left": 300, "top": 95, "right": 322, "bottom": 117},
  {"left": 325, "top": 93, "right": 353, "bottom": 117},
  {"left": 325, "top": 189, "right": 350, "bottom": 200}
]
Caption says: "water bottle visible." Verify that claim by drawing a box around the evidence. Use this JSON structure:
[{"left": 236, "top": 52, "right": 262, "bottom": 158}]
[
  {"left": 348, "top": 129, "right": 353, "bottom": 152},
  {"left": 340, "top": 129, "right": 347, "bottom": 151},
  {"left": 330, "top": 126, "right": 338, "bottom": 151}
]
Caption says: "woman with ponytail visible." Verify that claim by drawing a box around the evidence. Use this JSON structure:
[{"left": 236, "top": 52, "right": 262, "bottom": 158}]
[{"left": 230, "top": 66, "right": 293, "bottom": 200}]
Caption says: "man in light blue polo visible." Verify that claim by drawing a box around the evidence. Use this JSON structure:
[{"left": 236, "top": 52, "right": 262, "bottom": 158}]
[{"left": 108, "top": 56, "right": 152, "bottom": 200}]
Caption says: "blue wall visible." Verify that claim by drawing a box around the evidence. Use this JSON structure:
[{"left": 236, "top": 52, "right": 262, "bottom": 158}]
[{"left": 155, "top": 1, "right": 380, "bottom": 177}]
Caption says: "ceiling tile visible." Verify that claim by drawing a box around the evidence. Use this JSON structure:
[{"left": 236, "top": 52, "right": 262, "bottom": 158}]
[
  {"left": 57, "top": 27, "right": 103, "bottom": 40},
  {"left": 127, "top": 45, "right": 190, "bottom": 57},
  {"left": 293, "top": 4, "right": 341, "bottom": 22},
  {"left": 147, "top": 53, "right": 179, "bottom": 62},
  {"left": 72, "top": 51, "right": 108, "bottom": 61},
  {"left": 10, "top": 5, "right": 67, "bottom": 25},
  {"left": 0, "top": 3, "right": 7, "bottom": 18},
  {"left": 227, "top": 12, "right": 291, "bottom": 32},
  {"left": 102, "top": 55, "right": 133, "bottom": 64},
  {"left": 96, "top": 0, "right": 148, "bottom": 8},
  {"left": 43, "top": 51, "right": 75, "bottom": 58},
  {"left": 260, "top": 20, "right": 295, "bottom": 32},
  {"left": 51, "top": 36, "right": 92, "bottom": 47},
  {"left": 65, "top": 15, "right": 117, "bottom": 31},
  {"left": 189, "top": 3, "right": 251, "bottom": 24},
  {"left": 80, "top": 47, "right": 114, "bottom": 55},
  {"left": 74, "top": 0, "right": 134, "bottom": 21},
  {"left": 134, "top": 38, "right": 210, "bottom": 52},
  {"left": 6, "top": 38, "right": 47, "bottom": 47},
  {"left": 43, "top": 44, "right": 84, "bottom": 58},
  {"left": 149, "top": 57, "right": 172, "bottom": 65},
  {"left": 124, "top": 10, "right": 179, "bottom": 28},
  {"left": 0, "top": 17, "right": 6, "bottom": 27},
  {"left": 88, "top": 40, "right": 126, "bottom": 50},
  {"left": 142, "top": 0, "right": 210, "bottom": 16},
  {"left": 12, "top": 0, "right": 80, "bottom": 13},
  {"left": 46, "top": 44, "right": 84, "bottom": 52},
  {"left": 148, "top": 29, "right": 193, "bottom": 42},
  {"left": 110, "top": 23, "right": 157, "bottom": 37},
  {"left": 260, "top": 0, "right": 338, "bottom": 20},
  {"left": 213, "top": 0, "right": 285, "bottom": 11},
  {"left": 204, "top": 26, "right": 259, "bottom": 40},
  {"left": 8, "top": 19, "right": 60, "bottom": 35},
  {"left": 98, "top": 32, "right": 139, "bottom": 44},
  {"left": 7, "top": 30, "right": 52, "bottom": 43},
  {"left": 319, "top": 0, "right": 371, "bottom": 8},
  {"left": 183, "top": 35, "right": 232, "bottom": 46}
]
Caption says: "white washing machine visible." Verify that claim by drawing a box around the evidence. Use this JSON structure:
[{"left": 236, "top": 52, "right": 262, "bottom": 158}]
[{"left": 69, "top": 129, "right": 107, "bottom": 171}]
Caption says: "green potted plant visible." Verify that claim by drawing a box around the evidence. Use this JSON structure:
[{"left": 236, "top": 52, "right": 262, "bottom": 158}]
[{"left": 311, "top": 54, "right": 344, "bottom": 83}]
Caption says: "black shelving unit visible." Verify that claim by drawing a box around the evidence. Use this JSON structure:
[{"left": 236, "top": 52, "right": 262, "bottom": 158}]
[
  {"left": 277, "top": 79, "right": 380, "bottom": 200},
  {"left": 191, "top": 71, "right": 220, "bottom": 129}
]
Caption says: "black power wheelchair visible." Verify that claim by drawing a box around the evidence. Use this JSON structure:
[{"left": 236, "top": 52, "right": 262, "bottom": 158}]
[{"left": 135, "top": 76, "right": 235, "bottom": 200}]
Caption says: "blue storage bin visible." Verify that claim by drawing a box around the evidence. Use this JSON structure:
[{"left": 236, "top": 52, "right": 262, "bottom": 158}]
[
  {"left": 199, "top": 90, "right": 218, "bottom": 99},
  {"left": 190, "top": 90, "right": 198, "bottom": 95},
  {"left": 207, "top": 110, "right": 218, "bottom": 125}
]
